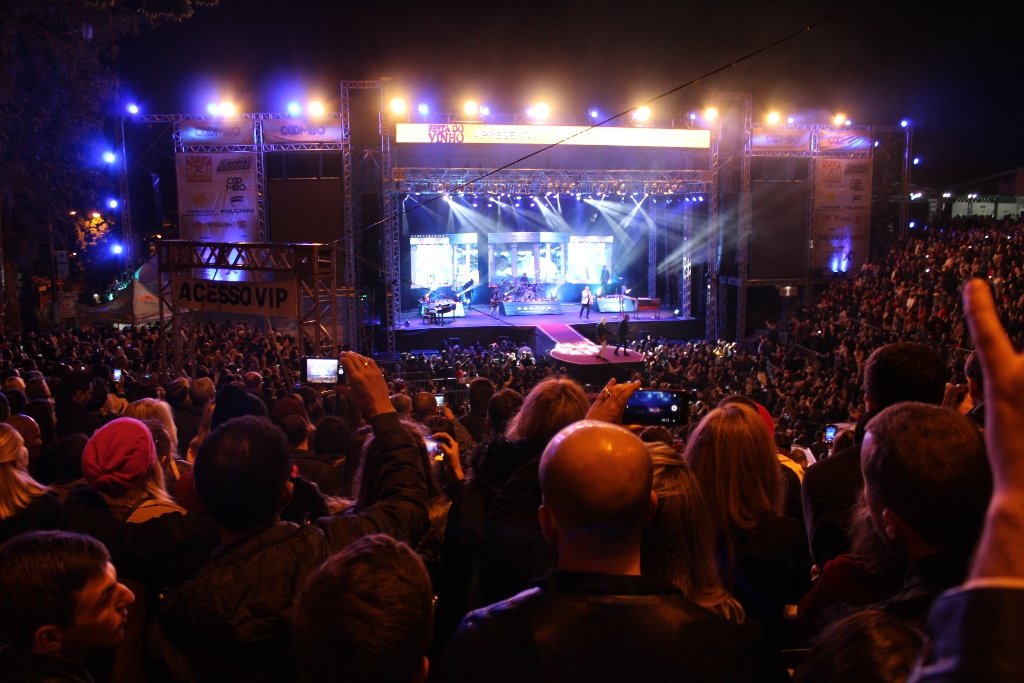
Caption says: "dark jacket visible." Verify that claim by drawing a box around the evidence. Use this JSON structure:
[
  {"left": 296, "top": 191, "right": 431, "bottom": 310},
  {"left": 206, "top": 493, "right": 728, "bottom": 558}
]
[
  {"left": 0, "top": 491, "right": 61, "bottom": 545},
  {"left": 290, "top": 447, "right": 342, "bottom": 496},
  {"left": 432, "top": 571, "right": 763, "bottom": 683},
  {"left": 870, "top": 548, "right": 972, "bottom": 629},
  {"left": 911, "top": 585, "right": 1024, "bottom": 682},
  {"left": 54, "top": 399, "right": 102, "bottom": 438},
  {"left": 151, "top": 412, "right": 430, "bottom": 683},
  {"left": 457, "top": 410, "right": 490, "bottom": 444},
  {"left": 173, "top": 403, "right": 205, "bottom": 457},
  {"left": 618, "top": 319, "right": 630, "bottom": 340},
  {"left": 801, "top": 441, "right": 864, "bottom": 566},
  {"left": 0, "top": 648, "right": 94, "bottom": 683}
]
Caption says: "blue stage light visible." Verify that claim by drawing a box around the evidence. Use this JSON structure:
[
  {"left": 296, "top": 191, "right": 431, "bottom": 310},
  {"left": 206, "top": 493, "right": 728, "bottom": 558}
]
[
  {"left": 108, "top": 199, "right": 118, "bottom": 209},
  {"left": 874, "top": 140, "right": 880, "bottom": 147},
  {"left": 913, "top": 157, "right": 920, "bottom": 165},
  {"left": 127, "top": 104, "right": 139, "bottom": 114},
  {"left": 111, "top": 244, "right": 123, "bottom": 255},
  {"left": 698, "top": 196, "right": 704, "bottom": 202},
  {"left": 901, "top": 120, "right": 909, "bottom": 127},
  {"left": 287, "top": 102, "right": 301, "bottom": 116},
  {"left": 590, "top": 109, "right": 600, "bottom": 118},
  {"left": 689, "top": 112, "right": 697, "bottom": 121},
  {"left": 103, "top": 152, "right": 116, "bottom": 164},
  {"left": 909, "top": 221, "right": 916, "bottom": 228},
  {"left": 418, "top": 103, "right": 429, "bottom": 115},
  {"left": 480, "top": 106, "right": 490, "bottom": 115}
]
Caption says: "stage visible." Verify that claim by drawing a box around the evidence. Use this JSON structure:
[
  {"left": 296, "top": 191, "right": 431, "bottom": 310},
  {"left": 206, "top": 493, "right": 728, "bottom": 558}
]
[{"left": 393, "top": 303, "right": 704, "bottom": 384}]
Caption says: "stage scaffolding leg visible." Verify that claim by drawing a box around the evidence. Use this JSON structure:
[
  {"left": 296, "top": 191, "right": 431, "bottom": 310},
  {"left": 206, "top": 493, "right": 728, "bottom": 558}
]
[
  {"left": 381, "top": 78, "right": 400, "bottom": 355},
  {"left": 340, "top": 82, "right": 358, "bottom": 350},
  {"left": 680, "top": 201, "right": 693, "bottom": 317},
  {"left": 648, "top": 199, "right": 657, "bottom": 299},
  {"left": 706, "top": 120, "right": 721, "bottom": 342},
  {"left": 899, "top": 126, "right": 913, "bottom": 239}
]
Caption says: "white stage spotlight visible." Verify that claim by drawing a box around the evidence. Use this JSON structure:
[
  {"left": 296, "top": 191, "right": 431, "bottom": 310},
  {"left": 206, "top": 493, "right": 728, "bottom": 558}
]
[
  {"left": 308, "top": 101, "right": 325, "bottom": 117},
  {"left": 633, "top": 106, "right": 651, "bottom": 121},
  {"left": 704, "top": 107, "right": 718, "bottom": 121},
  {"left": 833, "top": 113, "right": 845, "bottom": 125},
  {"left": 287, "top": 102, "right": 301, "bottom": 116},
  {"left": 464, "top": 101, "right": 478, "bottom": 115},
  {"left": 418, "top": 103, "right": 429, "bottom": 115},
  {"left": 766, "top": 111, "right": 781, "bottom": 124},
  {"left": 219, "top": 101, "right": 236, "bottom": 117},
  {"left": 390, "top": 98, "right": 407, "bottom": 115}
]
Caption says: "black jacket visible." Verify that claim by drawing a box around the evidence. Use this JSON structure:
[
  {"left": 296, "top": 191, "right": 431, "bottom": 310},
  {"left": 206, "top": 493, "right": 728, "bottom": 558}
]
[
  {"left": 54, "top": 399, "right": 102, "bottom": 438},
  {"left": 432, "top": 571, "right": 763, "bottom": 683},
  {"left": 290, "top": 448, "right": 342, "bottom": 496},
  {"left": 0, "top": 491, "right": 61, "bottom": 546},
  {"left": 173, "top": 404, "right": 205, "bottom": 457},
  {"left": 801, "top": 441, "right": 864, "bottom": 566},
  {"left": 0, "top": 648, "right": 94, "bottom": 683},
  {"left": 151, "top": 412, "right": 430, "bottom": 682}
]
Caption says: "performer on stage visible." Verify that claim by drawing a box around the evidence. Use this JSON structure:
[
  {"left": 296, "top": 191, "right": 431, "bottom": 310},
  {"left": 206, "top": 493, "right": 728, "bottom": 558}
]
[
  {"left": 600, "top": 265, "right": 611, "bottom": 289},
  {"left": 614, "top": 314, "right": 631, "bottom": 356},
  {"left": 462, "top": 278, "right": 474, "bottom": 305},
  {"left": 579, "top": 286, "right": 593, "bottom": 319},
  {"left": 595, "top": 317, "right": 609, "bottom": 361}
]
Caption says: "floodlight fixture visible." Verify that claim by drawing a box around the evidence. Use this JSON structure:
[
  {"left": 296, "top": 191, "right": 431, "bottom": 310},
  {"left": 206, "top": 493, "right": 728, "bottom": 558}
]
[
  {"left": 913, "top": 157, "right": 920, "bottom": 165},
  {"left": 532, "top": 103, "right": 550, "bottom": 118},
  {"left": 704, "top": 107, "right": 718, "bottom": 121},
  {"left": 126, "top": 104, "right": 139, "bottom": 114},
  {"left": 390, "top": 98, "right": 407, "bottom": 115},
  {"left": 418, "top": 103, "right": 429, "bottom": 115},
  {"left": 833, "top": 113, "right": 845, "bottom": 125},
  {"left": 464, "top": 101, "right": 478, "bottom": 115},
  {"left": 632, "top": 105, "right": 651, "bottom": 121},
  {"left": 111, "top": 244, "right": 123, "bottom": 254},
  {"left": 206, "top": 102, "right": 219, "bottom": 115},
  {"left": 307, "top": 101, "right": 325, "bottom": 117},
  {"left": 107, "top": 199, "right": 118, "bottom": 209},
  {"left": 766, "top": 111, "right": 781, "bottom": 124},
  {"left": 219, "top": 101, "right": 236, "bottom": 117},
  {"left": 787, "top": 116, "right": 794, "bottom": 123},
  {"left": 287, "top": 102, "right": 301, "bottom": 116},
  {"left": 480, "top": 106, "right": 490, "bottom": 115},
  {"left": 591, "top": 109, "right": 600, "bottom": 119},
  {"left": 103, "top": 152, "right": 116, "bottom": 164},
  {"left": 901, "top": 119, "right": 909, "bottom": 127}
]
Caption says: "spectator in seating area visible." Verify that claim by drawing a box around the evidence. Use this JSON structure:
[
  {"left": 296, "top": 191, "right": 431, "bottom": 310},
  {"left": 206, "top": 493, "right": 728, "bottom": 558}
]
[
  {"left": 147, "top": 354, "right": 430, "bottom": 682},
  {"left": 391, "top": 393, "right": 413, "bottom": 416},
  {"left": 942, "top": 383, "right": 973, "bottom": 415},
  {"left": 0, "top": 423, "right": 61, "bottom": 546},
  {"left": 167, "top": 377, "right": 203, "bottom": 458},
  {"left": 792, "top": 610, "right": 922, "bottom": 683},
  {"left": 123, "top": 398, "right": 179, "bottom": 463},
  {"left": 294, "top": 535, "right": 433, "bottom": 683},
  {"left": 7, "top": 413, "right": 43, "bottom": 475},
  {"left": 23, "top": 399, "right": 60, "bottom": 484},
  {"left": 858, "top": 402, "right": 991, "bottom": 627},
  {"left": 639, "top": 425, "right": 674, "bottom": 446},
  {"left": 313, "top": 415, "right": 351, "bottom": 467},
  {"left": 0, "top": 531, "right": 135, "bottom": 682},
  {"left": 802, "top": 342, "right": 947, "bottom": 568},
  {"left": 684, "top": 402, "right": 811, "bottom": 650},
  {"left": 457, "top": 377, "right": 495, "bottom": 443},
  {"left": 412, "top": 391, "right": 475, "bottom": 455},
  {"left": 641, "top": 446, "right": 746, "bottom": 623},
  {"left": 434, "top": 421, "right": 760, "bottom": 682},
  {"left": 280, "top": 413, "right": 342, "bottom": 496},
  {"left": 485, "top": 388, "right": 523, "bottom": 437},
  {"left": 962, "top": 349, "right": 984, "bottom": 426}
]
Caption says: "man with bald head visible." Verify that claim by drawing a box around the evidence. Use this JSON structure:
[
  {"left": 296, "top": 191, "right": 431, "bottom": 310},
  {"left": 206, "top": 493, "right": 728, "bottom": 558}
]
[
  {"left": 434, "top": 421, "right": 758, "bottom": 682},
  {"left": 6, "top": 414, "right": 42, "bottom": 467}
]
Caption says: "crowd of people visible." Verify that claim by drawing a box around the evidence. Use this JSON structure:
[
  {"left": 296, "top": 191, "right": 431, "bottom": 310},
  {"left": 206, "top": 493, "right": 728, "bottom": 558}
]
[{"left": 0, "top": 215, "right": 1022, "bottom": 683}]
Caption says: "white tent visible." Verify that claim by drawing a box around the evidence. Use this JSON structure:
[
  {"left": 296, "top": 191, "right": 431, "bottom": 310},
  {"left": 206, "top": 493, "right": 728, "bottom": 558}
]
[{"left": 79, "top": 280, "right": 161, "bottom": 325}]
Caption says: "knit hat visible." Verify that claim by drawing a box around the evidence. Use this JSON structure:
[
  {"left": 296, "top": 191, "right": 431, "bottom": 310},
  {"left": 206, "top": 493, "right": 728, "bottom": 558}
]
[
  {"left": 82, "top": 417, "right": 156, "bottom": 498},
  {"left": 270, "top": 397, "right": 307, "bottom": 425},
  {"left": 211, "top": 384, "right": 266, "bottom": 430}
]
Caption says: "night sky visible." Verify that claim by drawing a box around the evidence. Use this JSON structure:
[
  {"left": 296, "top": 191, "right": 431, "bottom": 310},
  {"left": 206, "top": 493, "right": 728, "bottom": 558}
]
[{"left": 116, "top": 0, "right": 1024, "bottom": 191}]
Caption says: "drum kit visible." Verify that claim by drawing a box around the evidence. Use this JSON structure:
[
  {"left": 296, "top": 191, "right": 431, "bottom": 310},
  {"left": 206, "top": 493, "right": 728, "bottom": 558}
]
[{"left": 496, "top": 277, "right": 555, "bottom": 302}]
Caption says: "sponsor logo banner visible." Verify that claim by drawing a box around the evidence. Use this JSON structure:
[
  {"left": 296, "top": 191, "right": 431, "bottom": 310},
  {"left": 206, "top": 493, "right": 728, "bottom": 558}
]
[
  {"left": 817, "top": 129, "right": 873, "bottom": 152},
  {"left": 172, "top": 275, "right": 297, "bottom": 317},
  {"left": 262, "top": 118, "right": 342, "bottom": 144},
  {"left": 812, "top": 157, "right": 873, "bottom": 271},
  {"left": 751, "top": 126, "right": 811, "bottom": 152},
  {"left": 175, "top": 152, "right": 259, "bottom": 243},
  {"left": 179, "top": 119, "right": 254, "bottom": 146},
  {"left": 395, "top": 123, "right": 710, "bottom": 149}
]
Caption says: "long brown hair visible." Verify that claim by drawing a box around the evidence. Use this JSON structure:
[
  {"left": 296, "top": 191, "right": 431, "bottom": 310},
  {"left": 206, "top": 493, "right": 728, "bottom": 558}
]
[
  {"left": 641, "top": 446, "right": 746, "bottom": 623},
  {"left": 505, "top": 377, "right": 590, "bottom": 443},
  {"left": 683, "top": 403, "right": 783, "bottom": 561}
]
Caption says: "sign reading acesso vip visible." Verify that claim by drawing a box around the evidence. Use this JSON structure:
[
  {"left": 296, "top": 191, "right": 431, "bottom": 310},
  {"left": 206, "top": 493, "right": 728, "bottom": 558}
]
[
  {"left": 172, "top": 275, "right": 298, "bottom": 317},
  {"left": 395, "top": 123, "right": 710, "bottom": 149}
]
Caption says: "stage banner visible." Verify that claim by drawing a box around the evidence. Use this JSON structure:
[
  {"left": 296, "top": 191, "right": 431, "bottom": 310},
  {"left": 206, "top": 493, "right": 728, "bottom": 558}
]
[
  {"left": 171, "top": 275, "right": 297, "bottom": 317},
  {"left": 179, "top": 119, "right": 254, "bottom": 146},
  {"left": 395, "top": 123, "right": 710, "bottom": 148},
  {"left": 751, "top": 126, "right": 811, "bottom": 152},
  {"left": 262, "top": 117, "right": 342, "bottom": 144},
  {"left": 175, "top": 152, "right": 259, "bottom": 243},
  {"left": 817, "top": 129, "right": 873, "bottom": 152},
  {"left": 812, "top": 158, "right": 873, "bottom": 272}
]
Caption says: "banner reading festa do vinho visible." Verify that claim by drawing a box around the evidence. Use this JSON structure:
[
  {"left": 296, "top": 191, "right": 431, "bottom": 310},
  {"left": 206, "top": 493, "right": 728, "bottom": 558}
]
[
  {"left": 812, "top": 158, "right": 873, "bottom": 272},
  {"left": 175, "top": 152, "right": 259, "bottom": 243}
]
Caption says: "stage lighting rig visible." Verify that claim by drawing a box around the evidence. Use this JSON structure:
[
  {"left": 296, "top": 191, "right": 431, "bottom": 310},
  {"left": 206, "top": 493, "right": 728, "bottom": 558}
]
[
  {"left": 390, "top": 98, "right": 407, "bottom": 115},
  {"left": 308, "top": 101, "right": 325, "bottom": 117},
  {"left": 704, "top": 107, "right": 718, "bottom": 121},
  {"left": 219, "top": 102, "right": 236, "bottom": 116},
  {"left": 287, "top": 102, "right": 302, "bottom": 116},
  {"left": 418, "top": 103, "right": 429, "bottom": 115},
  {"left": 766, "top": 111, "right": 781, "bottom": 124},
  {"left": 632, "top": 106, "right": 651, "bottom": 122},
  {"left": 464, "top": 101, "right": 479, "bottom": 115},
  {"left": 833, "top": 113, "right": 845, "bottom": 125},
  {"left": 103, "top": 152, "right": 116, "bottom": 164},
  {"left": 126, "top": 104, "right": 139, "bottom": 114}
]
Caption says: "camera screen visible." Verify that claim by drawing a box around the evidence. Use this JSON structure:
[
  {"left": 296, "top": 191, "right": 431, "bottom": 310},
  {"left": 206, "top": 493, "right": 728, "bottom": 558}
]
[
  {"left": 434, "top": 394, "right": 445, "bottom": 407},
  {"left": 305, "top": 358, "right": 340, "bottom": 385},
  {"left": 825, "top": 425, "right": 837, "bottom": 443},
  {"left": 622, "top": 390, "right": 688, "bottom": 425}
]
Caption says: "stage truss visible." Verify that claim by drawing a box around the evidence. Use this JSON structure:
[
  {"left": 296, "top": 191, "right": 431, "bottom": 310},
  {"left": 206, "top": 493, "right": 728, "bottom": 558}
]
[{"left": 157, "top": 240, "right": 338, "bottom": 376}]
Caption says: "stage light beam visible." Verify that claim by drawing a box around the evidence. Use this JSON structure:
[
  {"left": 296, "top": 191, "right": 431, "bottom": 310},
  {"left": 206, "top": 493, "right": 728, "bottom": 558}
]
[
  {"left": 480, "top": 106, "right": 490, "bottom": 115},
  {"left": 532, "top": 103, "right": 550, "bottom": 118},
  {"left": 287, "top": 102, "right": 301, "bottom": 116},
  {"left": 127, "top": 104, "right": 139, "bottom": 115},
  {"left": 787, "top": 117, "right": 794, "bottom": 123},
  {"left": 219, "top": 101, "right": 236, "bottom": 117},
  {"left": 308, "top": 101, "right": 325, "bottom": 117},
  {"left": 417, "top": 103, "right": 429, "bottom": 115},
  {"left": 111, "top": 244, "right": 123, "bottom": 255},
  {"left": 901, "top": 119, "right": 909, "bottom": 127},
  {"left": 107, "top": 199, "right": 118, "bottom": 209},
  {"left": 766, "top": 111, "right": 781, "bottom": 124},
  {"left": 704, "top": 107, "right": 718, "bottom": 121},
  {"left": 590, "top": 109, "right": 600, "bottom": 119},
  {"left": 833, "top": 113, "right": 846, "bottom": 125},
  {"left": 464, "top": 101, "right": 478, "bottom": 116},
  {"left": 390, "top": 98, "right": 407, "bottom": 115},
  {"left": 103, "top": 152, "right": 116, "bottom": 164},
  {"left": 633, "top": 106, "right": 651, "bottom": 122},
  {"left": 206, "top": 102, "right": 219, "bottom": 115}
]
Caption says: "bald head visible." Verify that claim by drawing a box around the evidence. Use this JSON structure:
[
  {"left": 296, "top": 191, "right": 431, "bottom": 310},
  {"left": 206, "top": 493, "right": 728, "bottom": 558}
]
[
  {"left": 6, "top": 415, "right": 41, "bottom": 461},
  {"left": 411, "top": 392, "right": 438, "bottom": 421},
  {"left": 540, "top": 421, "right": 654, "bottom": 551}
]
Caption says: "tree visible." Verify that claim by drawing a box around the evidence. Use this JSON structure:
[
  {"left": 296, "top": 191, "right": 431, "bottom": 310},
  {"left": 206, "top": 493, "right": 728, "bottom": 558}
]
[{"left": 0, "top": 0, "right": 217, "bottom": 332}]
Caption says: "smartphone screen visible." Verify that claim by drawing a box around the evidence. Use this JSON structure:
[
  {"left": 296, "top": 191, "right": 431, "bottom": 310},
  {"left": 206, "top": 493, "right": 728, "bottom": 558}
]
[
  {"left": 113, "top": 368, "right": 122, "bottom": 382},
  {"left": 825, "top": 425, "right": 837, "bottom": 443},
  {"left": 622, "top": 390, "right": 689, "bottom": 425},
  {"left": 425, "top": 438, "right": 441, "bottom": 458},
  {"left": 434, "top": 393, "right": 445, "bottom": 408}
]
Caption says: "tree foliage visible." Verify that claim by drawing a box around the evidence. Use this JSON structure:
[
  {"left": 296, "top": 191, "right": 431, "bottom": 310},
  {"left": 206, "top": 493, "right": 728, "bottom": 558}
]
[{"left": 0, "top": 0, "right": 217, "bottom": 329}]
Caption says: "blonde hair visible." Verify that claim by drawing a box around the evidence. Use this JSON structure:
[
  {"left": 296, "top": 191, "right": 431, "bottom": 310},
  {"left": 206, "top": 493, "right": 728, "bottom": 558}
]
[
  {"left": 641, "top": 446, "right": 745, "bottom": 623},
  {"left": 124, "top": 399, "right": 178, "bottom": 457},
  {"left": 0, "top": 423, "right": 47, "bottom": 519},
  {"left": 187, "top": 401, "right": 216, "bottom": 463},
  {"left": 505, "top": 378, "right": 590, "bottom": 442},
  {"left": 683, "top": 403, "right": 783, "bottom": 563}
]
